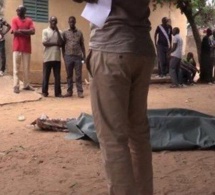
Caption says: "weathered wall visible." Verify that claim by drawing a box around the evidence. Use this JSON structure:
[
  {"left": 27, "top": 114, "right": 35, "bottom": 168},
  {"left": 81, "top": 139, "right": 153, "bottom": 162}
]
[{"left": 4, "top": 0, "right": 187, "bottom": 84}]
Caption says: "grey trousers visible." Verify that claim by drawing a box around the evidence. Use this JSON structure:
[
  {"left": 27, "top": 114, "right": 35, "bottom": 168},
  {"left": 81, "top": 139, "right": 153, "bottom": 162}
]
[
  {"left": 64, "top": 55, "right": 83, "bottom": 94},
  {"left": 88, "top": 50, "right": 155, "bottom": 195},
  {"left": 169, "top": 56, "right": 181, "bottom": 85}
]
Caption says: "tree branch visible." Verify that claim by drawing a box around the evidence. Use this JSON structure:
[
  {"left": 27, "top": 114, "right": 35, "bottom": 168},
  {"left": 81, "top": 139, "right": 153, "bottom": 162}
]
[{"left": 193, "top": 8, "right": 203, "bottom": 18}]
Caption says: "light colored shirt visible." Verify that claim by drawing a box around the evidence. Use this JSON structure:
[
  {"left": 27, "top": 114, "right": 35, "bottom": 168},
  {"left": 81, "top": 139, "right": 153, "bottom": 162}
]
[
  {"left": 89, "top": 0, "right": 155, "bottom": 55},
  {"left": 42, "top": 27, "right": 62, "bottom": 62},
  {"left": 171, "top": 34, "right": 183, "bottom": 59}
]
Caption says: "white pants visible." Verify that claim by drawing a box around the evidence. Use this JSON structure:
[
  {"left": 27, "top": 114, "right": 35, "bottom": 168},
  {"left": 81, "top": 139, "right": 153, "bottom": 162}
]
[{"left": 13, "top": 51, "right": 31, "bottom": 88}]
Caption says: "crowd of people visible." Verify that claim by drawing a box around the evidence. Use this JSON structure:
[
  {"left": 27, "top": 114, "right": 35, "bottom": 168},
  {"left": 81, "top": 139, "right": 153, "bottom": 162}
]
[
  {"left": 0, "top": 9, "right": 214, "bottom": 94},
  {"left": 0, "top": 2, "right": 215, "bottom": 194},
  {"left": 154, "top": 17, "right": 215, "bottom": 87},
  {"left": 0, "top": 5, "right": 86, "bottom": 98}
]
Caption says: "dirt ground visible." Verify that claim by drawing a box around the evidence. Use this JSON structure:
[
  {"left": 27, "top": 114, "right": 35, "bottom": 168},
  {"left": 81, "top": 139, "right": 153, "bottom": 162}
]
[{"left": 1, "top": 82, "right": 215, "bottom": 195}]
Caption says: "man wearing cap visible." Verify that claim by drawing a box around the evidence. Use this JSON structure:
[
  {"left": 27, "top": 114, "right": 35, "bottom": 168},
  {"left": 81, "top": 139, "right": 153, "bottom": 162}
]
[{"left": 11, "top": 5, "right": 35, "bottom": 93}]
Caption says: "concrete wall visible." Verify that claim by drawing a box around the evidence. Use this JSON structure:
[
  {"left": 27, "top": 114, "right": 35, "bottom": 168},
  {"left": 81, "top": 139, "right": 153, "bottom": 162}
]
[{"left": 4, "top": 0, "right": 187, "bottom": 84}]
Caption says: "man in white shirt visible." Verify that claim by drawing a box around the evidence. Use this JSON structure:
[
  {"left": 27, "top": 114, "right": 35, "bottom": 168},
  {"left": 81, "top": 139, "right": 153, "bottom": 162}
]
[
  {"left": 169, "top": 27, "right": 183, "bottom": 87},
  {"left": 41, "top": 16, "right": 64, "bottom": 97}
]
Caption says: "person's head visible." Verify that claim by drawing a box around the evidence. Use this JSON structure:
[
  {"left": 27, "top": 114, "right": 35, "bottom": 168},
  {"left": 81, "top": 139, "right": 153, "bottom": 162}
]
[
  {"left": 206, "top": 28, "right": 212, "bottom": 36},
  {"left": 68, "top": 16, "right": 76, "bottom": 30},
  {"left": 16, "top": 5, "right": 26, "bottom": 18},
  {"left": 49, "top": 16, "right": 58, "bottom": 29},
  {"left": 161, "top": 17, "right": 168, "bottom": 25},
  {"left": 172, "top": 27, "right": 180, "bottom": 35},
  {"left": 167, "top": 18, "right": 171, "bottom": 26},
  {"left": 187, "top": 52, "right": 194, "bottom": 60}
]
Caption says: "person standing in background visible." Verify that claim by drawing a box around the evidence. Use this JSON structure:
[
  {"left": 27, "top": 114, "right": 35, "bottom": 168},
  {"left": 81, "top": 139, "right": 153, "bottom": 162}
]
[
  {"left": 73, "top": 0, "right": 155, "bottom": 194},
  {"left": 11, "top": 5, "right": 35, "bottom": 93},
  {"left": 0, "top": 18, "right": 11, "bottom": 76},
  {"left": 169, "top": 27, "right": 183, "bottom": 87},
  {"left": 41, "top": 16, "right": 64, "bottom": 98},
  {"left": 154, "top": 17, "right": 172, "bottom": 77},
  {"left": 62, "top": 16, "right": 86, "bottom": 98},
  {"left": 210, "top": 29, "right": 215, "bottom": 80},
  {"left": 200, "top": 28, "right": 214, "bottom": 84}
]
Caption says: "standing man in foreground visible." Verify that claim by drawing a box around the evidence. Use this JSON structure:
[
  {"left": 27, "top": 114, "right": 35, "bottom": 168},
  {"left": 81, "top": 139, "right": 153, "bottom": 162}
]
[
  {"left": 73, "top": 0, "right": 155, "bottom": 194},
  {"left": 63, "top": 16, "right": 86, "bottom": 98},
  {"left": 11, "top": 5, "right": 35, "bottom": 94},
  {"left": 0, "top": 18, "right": 11, "bottom": 76}
]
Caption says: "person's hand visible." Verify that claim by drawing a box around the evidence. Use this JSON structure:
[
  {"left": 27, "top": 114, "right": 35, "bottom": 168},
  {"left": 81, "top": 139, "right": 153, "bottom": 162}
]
[
  {"left": 55, "top": 26, "right": 58, "bottom": 30},
  {"left": 73, "top": 0, "right": 98, "bottom": 3}
]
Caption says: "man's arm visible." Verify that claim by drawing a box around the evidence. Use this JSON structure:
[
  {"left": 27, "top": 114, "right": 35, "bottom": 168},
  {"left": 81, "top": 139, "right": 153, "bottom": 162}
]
[
  {"left": 80, "top": 33, "right": 86, "bottom": 60},
  {"left": 170, "top": 43, "right": 177, "bottom": 53},
  {"left": 154, "top": 27, "right": 159, "bottom": 46},
  {"left": 12, "top": 19, "right": 35, "bottom": 36},
  {"left": 2, "top": 21, "right": 11, "bottom": 35},
  {"left": 169, "top": 26, "right": 172, "bottom": 45},
  {"left": 16, "top": 28, "right": 35, "bottom": 35},
  {"left": 42, "top": 29, "right": 58, "bottom": 47},
  {"left": 61, "top": 32, "right": 66, "bottom": 56},
  {"left": 55, "top": 27, "right": 64, "bottom": 47}
]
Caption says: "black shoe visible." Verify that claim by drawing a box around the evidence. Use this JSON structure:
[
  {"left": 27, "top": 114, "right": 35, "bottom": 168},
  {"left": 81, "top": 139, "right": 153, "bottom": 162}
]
[
  {"left": 78, "top": 92, "right": 84, "bottom": 98},
  {"left": 14, "top": 86, "right": 20, "bottom": 94},
  {"left": 41, "top": 92, "right": 48, "bottom": 97},
  {"left": 63, "top": 92, "right": 73, "bottom": 97},
  {"left": 23, "top": 85, "right": 35, "bottom": 91},
  {"left": 170, "top": 84, "right": 179, "bottom": 88},
  {"left": 55, "top": 94, "right": 64, "bottom": 98}
]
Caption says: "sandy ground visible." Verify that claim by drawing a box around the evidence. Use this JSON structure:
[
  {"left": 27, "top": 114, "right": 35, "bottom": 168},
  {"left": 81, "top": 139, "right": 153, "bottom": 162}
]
[{"left": 1, "top": 79, "right": 215, "bottom": 195}]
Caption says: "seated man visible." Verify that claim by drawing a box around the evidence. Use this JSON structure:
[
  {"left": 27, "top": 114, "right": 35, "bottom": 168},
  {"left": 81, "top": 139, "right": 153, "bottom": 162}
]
[{"left": 179, "top": 52, "right": 199, "bottom": 85}]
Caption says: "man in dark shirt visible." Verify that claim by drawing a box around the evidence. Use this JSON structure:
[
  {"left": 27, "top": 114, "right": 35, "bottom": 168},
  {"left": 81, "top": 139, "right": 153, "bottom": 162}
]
[
  {"left": 200, "top": 28, "right": 214, "bottom": 83},
  {"left": 62, "top": 16, "right": 86, "bottom": 98},
  {"left": 0, "top": 18, "right": 11, "bottom": 76},
  {"left": 154, "top": 17, "right": 172, "bottom": 77}
]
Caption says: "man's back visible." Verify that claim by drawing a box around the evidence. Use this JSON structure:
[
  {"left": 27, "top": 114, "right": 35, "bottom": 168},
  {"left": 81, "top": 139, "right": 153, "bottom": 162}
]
[{"left": 89, "top": 0, "right": 154, "bottom": 54}]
